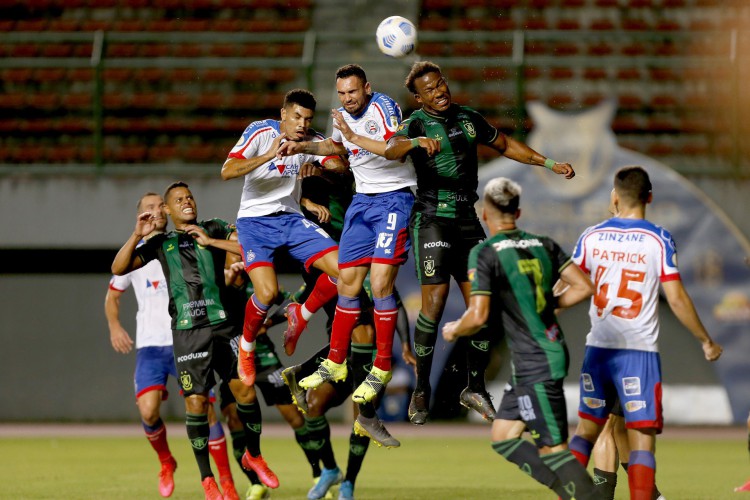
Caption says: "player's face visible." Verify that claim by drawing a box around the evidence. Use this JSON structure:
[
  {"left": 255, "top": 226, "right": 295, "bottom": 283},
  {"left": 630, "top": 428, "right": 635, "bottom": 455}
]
[
  {"left": 280, "top": 103, "right": 314, "bottom": 141},
  {"left": 336, "top": 76, "right": 371, "bottom": 116},
  {"left": 164, "top": 187, "right": 197, "bottom": 224},
  {"left": 139, "top": 195, "right": 167, "bottom": 232},
  {"left": 414, "top": 71, "right": 451, "bottom": 114}
]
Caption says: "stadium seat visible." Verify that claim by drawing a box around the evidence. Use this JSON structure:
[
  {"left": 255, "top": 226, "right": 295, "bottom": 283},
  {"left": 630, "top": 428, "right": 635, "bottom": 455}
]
[
  {"left": 47, "top": 19, "right": 80, "bottom": 31},
  {"left": 35, "top": 68, "right": 67, "bottom": 83},
  {"left": 279, "top": 19, "right": 310, "bottom": 32},
  {"left": 235, "top": 68, "right": 265, "bottom": 82},
  {"left": 420, "top": 17, "right": 451, "bottom": 31},
  {"left": 16, "top": 19, "right": 48, "bottom": 31},
  {"left": 485, "top": 41, "right": 513, "bottom": 56},
  {"left": 164, "top": 92, "right": 195, "bottom": 110},
  {"left": 549, "top": 67, "right": 575, "bottom": 80},
  {"left": 618, "top": 93, "right": 644, "bottom": 110},
  {"left": 197, "top": 93, "right": 226, "bottom": 109},
  {"left": 0, "top": 93, "right": 25, "bottom": 109},
  {"left": 459, "top": 18, "right": 484, "bottom": 30},
  {"left": 173, "top": 44, "right": 203, "bottom": 58},
  {"left": 26, "top": 93, "right": 59, "bottom": 110},
  {"left": 111, "top": 20, "right": 147, "bottom": 31},
  {"left": 267, "top": 68, "right": 297, "bottom": 83},
  {"left": 447, "top": 67, "right": 476, "bottom": 82},
  {"left": 148, "top": 144, "right": 180, "bottom": 162},
  {"left": 485, "top": 18, "right": 515, "bottom": 31},
  {"left": 583, "top": 68, "right": 608, "bottom": 80},
  {"left": 184, "top": 143, "right": 217, "bottom": 163},
  {"left": 103, "top": 68, "right": 133, "bottom": 83},
  {"left": 61, "top": 94, "right": 92, "bottom": 111},
  {"left": 275, "top": 43, "right": 304, "bottom": 57},
  {"left": 481, "top": 67, "right": 509, "bottom": 80},
  {"left": 40, "top": 44, "right": 73, "bottom": 57},
  {"left": 4, "top": 68, "right": 33, "bottom": 85},
  {"left": 141, "top": 44, "right": 172, "bottom": 58}
]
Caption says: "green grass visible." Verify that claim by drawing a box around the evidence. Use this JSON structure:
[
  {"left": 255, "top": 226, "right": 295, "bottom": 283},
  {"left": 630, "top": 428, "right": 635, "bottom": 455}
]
[{"left": 1, "top": 431, "right": 747, "bottom": 499}]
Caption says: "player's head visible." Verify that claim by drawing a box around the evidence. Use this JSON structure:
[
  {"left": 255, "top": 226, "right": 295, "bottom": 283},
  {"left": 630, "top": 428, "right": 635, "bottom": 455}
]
[
  {"left": 482, "top": 177, "right": 522, "bottom": 227},
  {"left": 163, "top": 181, "right": 197, "bottom": 224},
  {"left": 281, "top": 89, "right": 316, "bottom": 141},
  {"left": 335, "top": 64, "right": 371, "bottom": 116},
  {"left": 405, "top": 61, "right": 451, "bottom": 114},
  {"left": 136, "top": 192, "right": 167, "bottom": 232},
  {"left": 612, "top": 166, "right": 652, "bottom": 213}
]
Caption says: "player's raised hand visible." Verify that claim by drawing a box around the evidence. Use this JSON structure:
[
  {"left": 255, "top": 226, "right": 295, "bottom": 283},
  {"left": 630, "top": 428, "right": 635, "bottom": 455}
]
[
  {"left": 224, "top": 261, "right": 246, "bottom": 286},
  {"left": 277, "top": 135, "right": 307, "bottom": 159},
  {"left": 702, "top": 339, "right": 723, "bottom": 362},
  {"left": 402, "top": 342, "right": 417, "bottom": 368},
  {"left": 298, "top": 162, "right": 322, "bottom": 179},
  {"left": 110, "top": 324, "right": 134, "bottom": 354},
  {"left": 551, "top": 162, "right": 575, "bottom": 179},
  {"left": 415, "top": 136, "right": 441, "bottom": 156},
  {"left": 184, "top": 224, "right": 213, "bottom": 246},
  {"left": 331, "top": 108, "right": 355, "bottom": 141},
  {"left": 135, "top": 211, "right": 158, "bottom": 237}
]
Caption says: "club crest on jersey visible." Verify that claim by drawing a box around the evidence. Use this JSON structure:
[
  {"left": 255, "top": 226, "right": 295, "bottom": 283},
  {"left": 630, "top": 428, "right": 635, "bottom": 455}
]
[
  {"left": 423, "top": 259, "right": 436, "bottom": 277},
  {"left": 180, "top": 371, "right": 193, "bottom": 391},
  {"left": 245, "top": 250, "right": 256, "bottom": 263},
  {"left": 365, "top": 120, "right": 380, "bottom": 135},
  {"left": 464, "top": 122, "right": 476, "bottom": 138},
  {"left": 545, "top": 324, "right": 560, "bottom": 342},
  {"left": 389, "top": 116, "right": 399, "bottom": 128}
]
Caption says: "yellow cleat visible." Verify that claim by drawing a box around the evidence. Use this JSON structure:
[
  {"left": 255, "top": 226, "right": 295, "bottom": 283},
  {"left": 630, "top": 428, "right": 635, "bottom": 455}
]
[
  {"left": 299, "top": 359, "right": 347, "bottom": 390},
  {"left": 245, "top": 483, "right": 270, "bottom": 500},
  {"left": 351, "top": 367, "right": 391, "bottom": 404}
]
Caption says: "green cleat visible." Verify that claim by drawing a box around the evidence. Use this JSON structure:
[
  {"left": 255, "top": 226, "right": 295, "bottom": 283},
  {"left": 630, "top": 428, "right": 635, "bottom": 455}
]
[
  {"left": 353, "top": 414, "right": 400, "bottom": 448},
  {"left": 299, "top": 359, "right": 347, "bottom": 390},
  {"left": 352, "top": 367, "right": 391, "bottom": 404}
]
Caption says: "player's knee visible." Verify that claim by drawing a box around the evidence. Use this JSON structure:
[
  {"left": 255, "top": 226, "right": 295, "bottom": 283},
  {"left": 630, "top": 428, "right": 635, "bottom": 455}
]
[
  {"left": 252, "top": 284, "right": 278, "bottom": 305},
  {"left": 140, "top": 409, "right": 161, "bottom": 427}
]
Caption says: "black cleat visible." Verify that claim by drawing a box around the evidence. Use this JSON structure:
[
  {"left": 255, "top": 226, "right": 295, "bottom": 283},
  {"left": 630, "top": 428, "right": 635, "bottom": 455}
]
[
  {"left": 459, "top": 387, "right": 495, "bottom": 422},
  {"left": 408, "top": 390, "right": 429, "bottom": 425}
]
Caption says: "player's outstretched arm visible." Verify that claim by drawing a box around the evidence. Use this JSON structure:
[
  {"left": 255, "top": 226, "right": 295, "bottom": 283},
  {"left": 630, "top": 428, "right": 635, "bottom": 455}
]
[
  {"left": 491, "top": 133, "right": 575, "bottom": 179},
  {"left": 556, "top": 262, "right": 595, "bottom": 309},
  {"left": 104, "top": 288, "right": 134, "bottom": 354},
  {"left": 221, "top": 133, "right": 285, "bottom": 180},
  {"left": 384, "top": 135, "right": 439, "bottom": 160},
  {"left": 184, "top": 224, "right": 242, "bottom": 256},
  {"left": 112, "top": 212, "right": 153, "bottom": 275},
  {"left": 331, "top": 108, "right": 389, "bottom": 156},
  {"left": 442, "top": 295, "right": 490, "bottom": 342},
  {"left": 662, "top": 279, "right": 723, "bottom": 361},
  {"left": 276, "top": 137, "right": 346, "bottom": 158}
]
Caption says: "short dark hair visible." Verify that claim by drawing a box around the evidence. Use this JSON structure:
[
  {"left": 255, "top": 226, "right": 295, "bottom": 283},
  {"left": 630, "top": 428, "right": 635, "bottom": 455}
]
[
  {"left": 614, "top": 166, "right": 652, "bottom": 204},
  {"left": 136, "top": 192, "right": 159, "bottom": 213},
  {"left": 164, "top": 181, "right": 189, "bottom": 202},
  {"left": 335, "top": 64, "right": 367, "bottom": 85},
  {"left": 283, "top": 89, "right": 316, "bottom": 112},
  {"left": 405, "top": 61, "right": 442, "bottom": 94}
]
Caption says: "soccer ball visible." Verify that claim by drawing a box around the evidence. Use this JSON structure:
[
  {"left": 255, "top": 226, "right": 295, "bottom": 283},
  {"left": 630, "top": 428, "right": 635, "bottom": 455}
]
[{"left": 376, "top": 16, "right": 417, "bottom": 58}]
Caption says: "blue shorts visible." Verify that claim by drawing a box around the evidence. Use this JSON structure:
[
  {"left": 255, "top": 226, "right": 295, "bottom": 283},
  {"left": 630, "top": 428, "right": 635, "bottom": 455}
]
[
  {"left": 237, "top": 213, "right": 338, "bottom": 273},
  {"left": 578, "top": 346, "right": 663, "bottom": 432},
  {"left": 134, "top": 346, "right": 176, "bottom": 400},
  {"left": 338, "top": 189, "right": 414, "bottom": 268}
]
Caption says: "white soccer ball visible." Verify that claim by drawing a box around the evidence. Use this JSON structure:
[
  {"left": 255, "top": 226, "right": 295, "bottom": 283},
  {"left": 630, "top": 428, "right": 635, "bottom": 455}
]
[{"left": 376, "top": 16, "right": 417, "bottom": 58}]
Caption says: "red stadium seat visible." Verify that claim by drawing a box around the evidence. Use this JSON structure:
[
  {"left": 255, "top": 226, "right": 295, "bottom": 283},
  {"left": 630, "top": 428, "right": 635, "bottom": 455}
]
[
  {"left": 420, "top": 18, "right": 451, "bottom": 31},
  {"left": 552, "top": 41, "right": 579, "bottom": 56},
  {"left": 61, "top": 94, "right": 92, "bottom": 110},
  {"left": 522, "top": 17, "right": 548, "bottom": 30},
  {"left": 10, "top": 44, "right": 39, "bottom": 57},
  {"left": 229, "top": 93, "right": 261, "bottom": 109},
  {"left": 446, "top": 67, "right": 476, "bottom": 82},
  {"left": 235, "top": 68, "right": 265, "bottom": 82},
  {"left": 164, "top": 92, "right": 195, "bottom": 110},
  {"left": 115, "top": 145, "right": 149, "bottom": 163},
  {"left": 135, "top": 68, "right": 167, "bottom": 83},
  {"left": 459, "top": 18, "right": 484, "bottom": 30},
  {"left": 583, "top": 68, "right": 608, "bottom": 80},
  {"left": 556, "top": 19, "right": 581, "bottom": 30},
  {"left": 0, "top": 93, "right": 25, "bottom": 109},
  {"left": 184, "top": 143, "right": 217, "bottom": 163},
  {"left": 276, "top": 43, "right": 304, "bottom": 57},
  {"left": 173, "top": 44, "right": 203, "bottom": 58},
  {"left": 485, "top": 41, "right": 513, "bottom": 56},
  {"left": 197, "top": 93, "right": 226, "bottom": 109},
  {"left": 485, "top": 18, "right": 515, "bottom": 30},
  {"left": 131, "top": 93, "right": 161, "bottom": 109},
  {"left": 418, "top": 42, "right": 445, "bottom": 57},
  {"left": 102, "top": 93, "right": 129, "bottom": 109},
  {"left": 141, "top": 44, "right": 172, "bottom": 58},
  {"left": 4, "top": 68, "right": 34, "bottom": 84},
  {"left": 423, "top": 0, "right": 453, "bottom": 9},
  {"left": 452, "top": 42, "right": 482, "bottom": 57},
  {"left": 111, "top": 20, "right": 146, "bottom": 31},
  {"left": 182, "top": 19, "right": 211, "bottom": 31},
  {"left": 267, "top": 68, "right": 298, "bottom": 83},
  {"left": 618, "top": 93, "right": 644, "bottom": 110},
  {"left": 35, "top": 68, "right": 67, "bottom": 83},
  {"left": 481, "top": 67, "right": 509, "bottom": 80},
  {"left": 26, "top": 93, "right": 59, "bottom": 110},
  {"left": 617, "top": 67, "right": 642, "bottom": 80},
  {"left": 148, "top": 144, "right": 180, "bottom": 162},
  {"left": 16, "top": 19, "right": 48, "bottom": 31},
  {"left": 48, "top": 19, "right": 80, "bottom": 31},
  {"left": 103, "top": 68, "right": 132, "bottom": 82},
  {"left": 549, "top": 67, "right": 574, "bottom": 79},
  {"left": 279, "top": 19, "right": 310, "bottom": 32},
  {"left": 548, "top": 93, "right": 574, "bottom": 107},
  {"left": 172, "top": 68, "right": 200, "bottom": 83},
  {"left": 211, "top": 19, "right": 243, "bottom": 31},
  {"left": 108, "top": 44, "right": 139, "bottom": 58},
  {"left": 80, "top": 20, "right": 111, "bottom": 31}
]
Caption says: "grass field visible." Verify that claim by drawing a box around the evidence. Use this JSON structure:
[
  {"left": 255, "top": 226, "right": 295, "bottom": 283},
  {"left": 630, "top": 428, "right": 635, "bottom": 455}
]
[{"left": 2, "top": 424, "right": 748, "bottom": 499}]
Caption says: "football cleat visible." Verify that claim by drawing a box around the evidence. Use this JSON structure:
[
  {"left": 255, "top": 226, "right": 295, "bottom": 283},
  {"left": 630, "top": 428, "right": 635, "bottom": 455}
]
[
  {"left": 241, "top": 451, "right": 279, "bottom": 489},
  {"left": 246, "top": 484, "right": 270, "bottom": 500},
  {"left": 281, "top": 364, "right": 308, "bottom": 414},
  {"left": 283, "top": 302, "right": 308, "bottom": 356},
  {"left": 407, "top": 390, "right": 429, "bottom": 426},
  {"left": 353, "top": 415, "right": 400, "bottom": 448},
  {"left": 299, "top": 359, "right": 348, "bottom": 390},
  {"left": 307, "top": 467, "right": 343, "bottom": 500},
  {"left": 352, "top": 367, "right": 391, "bottom": 404},
  {"left": 201, "top": 477, "right": 223, "bottom": 500},
  {"left": 459, "top": 387, "right": 495, "bottom": 422},
  {"left": 237, "top": 345, "right": 256, "bottom": 386},
  {"left": 158, "top": 457, "right": 177, "bottom": 497},
  {"left": 735, "top": 479, "right": 750, "bottom": 492},
  {"left": 220, "top": 476, "right": 239, "bottom": 500},
  {"left": 338, "top": 480, "right": 354, "bottom": 500}
]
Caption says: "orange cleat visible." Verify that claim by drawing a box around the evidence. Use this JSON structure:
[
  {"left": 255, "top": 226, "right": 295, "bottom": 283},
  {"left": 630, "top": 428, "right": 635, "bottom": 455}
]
[
  {"left": 237, "top": 345, "right": 256, "bottom": 386},
  {"left": 241, "top": 451, "right": 279, "bottom": 489},
  {"left": 220, "top": 476, "right": 240, "bottom": 500},
  {"left": 158, "top": 457, "right": 177, "bottom": 497},
  {"left": 283, "top": 302, "right": 308, "bottom": 356},
  {"left": 201, "top": 477, "right": 223, "bottom": 500},
  {"left": 735, "top": 479, "right": 750, "bottom": 492}
]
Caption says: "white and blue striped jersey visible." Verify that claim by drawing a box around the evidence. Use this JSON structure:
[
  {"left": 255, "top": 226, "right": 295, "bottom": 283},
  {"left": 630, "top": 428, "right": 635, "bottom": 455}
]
[
  {"left": 226, "top": 119, "right": 324, "bottom": 218},
  {"left": 331, "top": 92, "right": 416, "bottom": 194},
  {"left": 572, "top": 217, "right": 680, "bottom": 352},
  {"left": 109, "top": 254, "right": 172, "bottom": 349}
]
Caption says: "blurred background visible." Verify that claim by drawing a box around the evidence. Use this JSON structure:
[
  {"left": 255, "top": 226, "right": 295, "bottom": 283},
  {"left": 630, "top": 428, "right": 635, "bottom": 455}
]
[{"left": 1, "top": 0, "right": 748, "bottom": 425}]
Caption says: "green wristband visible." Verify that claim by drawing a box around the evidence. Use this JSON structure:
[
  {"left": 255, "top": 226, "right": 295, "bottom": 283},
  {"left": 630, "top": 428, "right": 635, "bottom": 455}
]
[
  {"left": 544, "top": 158, "right": 556, "bottom": 170},
  {"left": 411, "top": 138, "right": 420, "bottom": 149}
]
